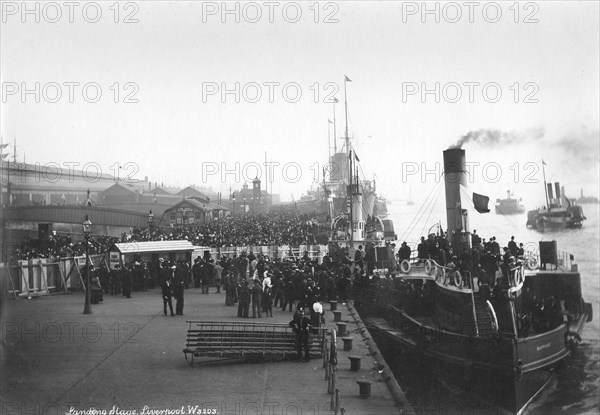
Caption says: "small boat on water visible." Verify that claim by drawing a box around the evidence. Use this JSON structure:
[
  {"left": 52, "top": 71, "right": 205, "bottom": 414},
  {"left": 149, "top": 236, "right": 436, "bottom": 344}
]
[
  {"left": 495, "top": 190, "right": 525, "bottom": 215},
  {"left": 354, "top": 148, "right": 593, "bottom": 414}
]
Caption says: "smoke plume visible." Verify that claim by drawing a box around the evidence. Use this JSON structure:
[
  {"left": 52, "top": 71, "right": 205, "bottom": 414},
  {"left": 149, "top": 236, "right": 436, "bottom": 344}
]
[{"left": 450, "top": 128, "right": 545, "bottom": 149}]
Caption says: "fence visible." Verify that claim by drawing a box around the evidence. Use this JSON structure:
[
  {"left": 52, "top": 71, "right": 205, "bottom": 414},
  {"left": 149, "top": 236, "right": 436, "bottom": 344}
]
[
  {"left": 0, "top": 254, "right": 108, "bottom": 298},
  {"left": 199, "top": 244, "right": 329, "bottom": 263}
]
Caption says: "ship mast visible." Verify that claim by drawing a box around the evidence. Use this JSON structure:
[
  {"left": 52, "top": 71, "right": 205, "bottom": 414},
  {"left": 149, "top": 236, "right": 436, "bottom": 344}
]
[
  {"left": 542, "top": 159, "right": 549, "bottom": 208},
  {"left": 333, "top": 98, "right": 338, "bottom": 154},
  {"left": 344, "top": 76, "right": 353, "bottom": 245}
]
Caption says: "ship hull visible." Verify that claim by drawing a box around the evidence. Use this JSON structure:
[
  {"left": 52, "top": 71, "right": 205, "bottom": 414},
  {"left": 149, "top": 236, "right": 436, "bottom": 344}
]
[
  {"left": 495, "top": 205, "right": 526, "bottom": 215},
  {"left": 357, "top": 300, "right": 588, "bottom": 414},
  {"left": 526, "top": 205, "right": 586, "bottom": 230}
]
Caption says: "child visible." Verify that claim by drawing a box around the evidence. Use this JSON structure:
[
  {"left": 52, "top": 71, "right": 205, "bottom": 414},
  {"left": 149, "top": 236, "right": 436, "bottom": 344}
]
[{"left": 263, "top": 285, "right": 273, "bottom": 317}]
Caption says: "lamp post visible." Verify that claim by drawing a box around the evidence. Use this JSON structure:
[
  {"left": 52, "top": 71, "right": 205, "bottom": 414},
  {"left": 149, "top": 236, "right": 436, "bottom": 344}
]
[
  {"left": 82, "top": 215, "right": 92, "bottom": 315},
  {"left": 147, "top": 210, "right": 154, "bottom": 232},
  {"left": 243, "top": 195, "right": 247, "bottom": 213},
  {"left": 232, "top": 194, "right": 236, "bottom": 215}
]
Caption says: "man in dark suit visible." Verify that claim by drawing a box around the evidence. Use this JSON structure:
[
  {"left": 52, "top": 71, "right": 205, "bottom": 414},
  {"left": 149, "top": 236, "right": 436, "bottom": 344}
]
[
  {"left": 289, "top": 307, "right": 312, "bottom": 362},
  {"left": 162, "top": 275, "right": 174, "bottom": 316}
]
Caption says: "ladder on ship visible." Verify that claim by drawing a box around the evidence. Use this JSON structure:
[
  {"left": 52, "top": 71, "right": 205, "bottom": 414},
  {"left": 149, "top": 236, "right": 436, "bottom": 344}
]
[{"left": 473, "top": 295, "right": 495, "bottom": 338}]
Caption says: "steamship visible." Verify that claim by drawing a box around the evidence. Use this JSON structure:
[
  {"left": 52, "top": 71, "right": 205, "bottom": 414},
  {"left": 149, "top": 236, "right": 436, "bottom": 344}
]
[
  {"left": 354, "top": 148, "right": 593, "bottom": 414},
  {"left": 310, "top": 77, "right": 395, "bottom": 252},
  {"left": 495, "top": 190, "right": 525, "bottom": 215},
  {"left": 526, "top": 180, "right": 586, "bottom": 230}
]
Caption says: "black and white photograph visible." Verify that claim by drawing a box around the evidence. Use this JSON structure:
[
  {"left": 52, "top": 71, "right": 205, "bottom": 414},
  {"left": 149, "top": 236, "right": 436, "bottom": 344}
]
[{"left": 1, "top": 1, "right": 599, "bottom": 414}]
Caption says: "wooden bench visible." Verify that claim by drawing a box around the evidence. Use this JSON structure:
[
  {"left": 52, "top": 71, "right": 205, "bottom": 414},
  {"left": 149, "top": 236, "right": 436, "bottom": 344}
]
[{"left": 183, "top": 321, "right": 326, "bottom": 365}]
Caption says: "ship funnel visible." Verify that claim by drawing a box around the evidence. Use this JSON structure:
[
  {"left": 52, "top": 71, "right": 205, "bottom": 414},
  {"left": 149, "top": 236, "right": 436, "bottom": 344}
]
[
  {"left": 547, "top": 183, "right": 554, "bottom": 201},
  {"left": 555, "top": 182, "right": 561, "bottom": 204},
  {"left": 443, "top": 148, "right": 471, "bottom": 255}
]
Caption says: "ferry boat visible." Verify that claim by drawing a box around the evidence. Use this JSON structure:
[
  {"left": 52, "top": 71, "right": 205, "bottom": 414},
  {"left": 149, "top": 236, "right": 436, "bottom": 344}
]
[
  {"left": 495, "top": 190, "right": 525, "bottom": 215},
  {"left": 354, "top": 148, "right": 593, "bottom": 414},
  {"left": 525, "top": 160, "right": 586, "bottom": 230},
  {"left": 526, "top": 185, "right": 586, "bottom": 230}
]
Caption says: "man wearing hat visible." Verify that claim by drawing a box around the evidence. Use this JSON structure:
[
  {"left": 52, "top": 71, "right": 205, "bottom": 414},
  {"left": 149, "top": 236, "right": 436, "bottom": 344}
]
[
  {"left": 162, "top": 272, "right": 175, "bottom": 316},
  {"left": 250, "top": 279, "right": 262, "bottom": 318},
  {"left": 289, "top": 306, "right": 312, "bottom": 362}
]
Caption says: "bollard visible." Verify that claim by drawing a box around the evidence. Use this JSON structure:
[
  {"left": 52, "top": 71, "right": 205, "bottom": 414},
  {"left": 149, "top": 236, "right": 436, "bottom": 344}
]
[
  {"left": 330, "top": 372, "right": 336, "bottom": 409},
  {"left": 348, "top": 355, "right": 361, "bottom": 371},
  {"left": 342, "top": 337, "right": 353, "bottom": 351},
  {"left": 336, "top": 322, "right": 347, "bottom": 335},
  {"left": 357, "top": 379, "right": 372, "bottom": 397},
  {"left": 329, "top": 300, "right": 338, "bottom": 311},
  {"left": 333, "top": 310, "right": 342, "bottom": 322}
]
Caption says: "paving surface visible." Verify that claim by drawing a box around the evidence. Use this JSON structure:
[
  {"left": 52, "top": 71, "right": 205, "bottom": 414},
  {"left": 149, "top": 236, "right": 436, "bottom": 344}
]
[{"left": 1, "top": 286, "right": 406, "bottom": 415}]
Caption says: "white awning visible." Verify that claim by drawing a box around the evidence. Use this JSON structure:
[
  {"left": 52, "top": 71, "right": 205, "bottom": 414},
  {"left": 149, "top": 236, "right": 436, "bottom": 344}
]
[{"left": 112, "top": 240, "right": 195, "bottom": 254}]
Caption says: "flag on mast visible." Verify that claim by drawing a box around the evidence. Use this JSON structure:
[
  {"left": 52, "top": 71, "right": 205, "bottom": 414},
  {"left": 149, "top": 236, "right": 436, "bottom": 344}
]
[
  {"left": 473, "top": 193, "right": 490, "bottom": 213},
  {"left": 345, "top": 75, "right": 352, "bottom": 82},
  {"left": 328, "top": 119, "right": 333, "bottom": 124},
  {"left": 542, "top": 159, "right": 547, "bottom": 165}
]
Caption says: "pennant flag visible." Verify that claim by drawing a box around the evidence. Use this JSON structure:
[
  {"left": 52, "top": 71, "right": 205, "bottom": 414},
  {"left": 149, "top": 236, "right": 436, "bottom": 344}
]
[
  {"left": 0, "top": 143, "right": 8, "bottom": 149},
  {"left": 542, "top": 159, "right": 546, "bottom": 166},
  {"left": 1, "top": 153, "right": 7, "bottom": 160},
  {"left": 354, "top": 151, "right": 360, "bottom": 162},
  {"left": 333, "top": 97, "right": 339, "bottom": 103},
  {"left": 345, "top": 75, "right": 352, "bottom": 82},
  {"left": 328, "top": 119, "right": 333, "bottom": 124},
  {"left": 473, "top": 193, "right": 490, "bottom": 213}
]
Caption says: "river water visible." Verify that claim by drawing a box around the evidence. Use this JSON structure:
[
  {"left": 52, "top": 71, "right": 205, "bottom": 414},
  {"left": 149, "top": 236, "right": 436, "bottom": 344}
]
[{"left": 379, "top": 201, "right": 600, "bottom": 414}]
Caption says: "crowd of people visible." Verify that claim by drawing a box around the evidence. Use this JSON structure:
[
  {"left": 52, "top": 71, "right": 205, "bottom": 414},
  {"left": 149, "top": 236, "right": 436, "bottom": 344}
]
[
  {"left": 12, "top": 210, "right": 327, "bottom": 261},
  {"left": 129, "top": 211, "right": 326, "bottom": 247},
  {"left": 13, "top": 234, "right": 119, "bottom": 260}
]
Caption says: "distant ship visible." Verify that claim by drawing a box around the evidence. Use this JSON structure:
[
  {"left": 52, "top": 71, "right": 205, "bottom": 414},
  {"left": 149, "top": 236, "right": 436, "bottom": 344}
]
[
  {"left": 302, "top": 77, "right": 394, "bottom": 246},
  {"left": 406, "top": 185, "right": 414, "bottom": 206},
  {"left": 526, "top": 178, "right": 586, "bottom": 230},
  {"left": 577, "top": 189, "right": 599, "bottom": 204},
  {"left": 324, "top": 77, "right": 393, "bottom": 246},
  {"left": 495, "top": 190, "right": 525, "bottom": 214}
]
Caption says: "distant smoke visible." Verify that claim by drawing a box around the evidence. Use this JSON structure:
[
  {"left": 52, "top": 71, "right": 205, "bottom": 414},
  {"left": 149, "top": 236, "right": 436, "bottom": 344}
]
[
  {"left": 450, "top": 128, "right": 545, "bottom": 149},
  {"left": 553, "top": 126, "right": 600, "bottom": 164}
]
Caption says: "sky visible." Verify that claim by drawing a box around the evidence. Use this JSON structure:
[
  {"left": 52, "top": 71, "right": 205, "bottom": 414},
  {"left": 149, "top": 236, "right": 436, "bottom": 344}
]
[{"left": 1, "top": 0, "right": 599, "bottom": 204}]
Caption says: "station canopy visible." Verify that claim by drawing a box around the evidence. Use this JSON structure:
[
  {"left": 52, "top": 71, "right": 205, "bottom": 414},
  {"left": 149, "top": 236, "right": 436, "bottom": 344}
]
[{"left": 111, "top": 240, "right": 195, "bottom": 254}]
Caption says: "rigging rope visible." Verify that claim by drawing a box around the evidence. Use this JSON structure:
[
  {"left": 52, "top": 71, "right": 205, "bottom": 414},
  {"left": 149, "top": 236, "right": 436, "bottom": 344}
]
[{"left": 398, "top": 174, "right": 443, "bottom": 243}]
